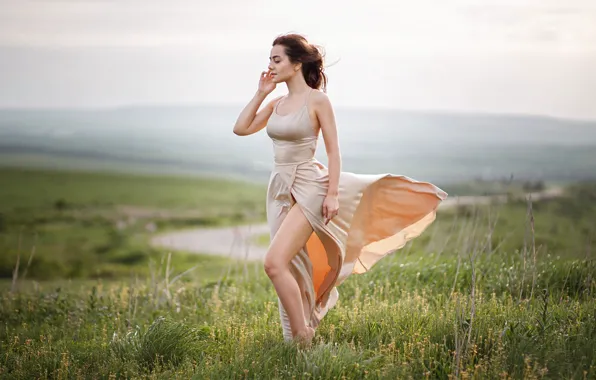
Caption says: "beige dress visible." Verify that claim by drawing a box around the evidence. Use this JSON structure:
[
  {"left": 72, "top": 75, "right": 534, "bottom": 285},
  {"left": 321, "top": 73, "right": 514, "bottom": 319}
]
[{"left": 265, "top": 89, "right": 448, "bottom": 341}]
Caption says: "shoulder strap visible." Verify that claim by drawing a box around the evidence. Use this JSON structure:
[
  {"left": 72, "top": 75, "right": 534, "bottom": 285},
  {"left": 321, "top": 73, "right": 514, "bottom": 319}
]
[
  {"left": 304, "top": 88, "right": 314, "bottom": 106},
  {"left": 274, "top": 95, "right": 288, "bottom": 113}
]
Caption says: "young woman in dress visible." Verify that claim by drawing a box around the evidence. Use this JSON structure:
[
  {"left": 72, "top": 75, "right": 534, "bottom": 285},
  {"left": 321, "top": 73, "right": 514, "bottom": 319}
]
[{"left": 233, "top": 33, "right": 447, "bottom": 347}]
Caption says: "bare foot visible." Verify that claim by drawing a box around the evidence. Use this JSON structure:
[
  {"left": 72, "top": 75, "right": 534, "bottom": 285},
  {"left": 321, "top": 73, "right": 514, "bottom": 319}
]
[{"left": 294, "top": 326, "right": 315, "bottom": 348}]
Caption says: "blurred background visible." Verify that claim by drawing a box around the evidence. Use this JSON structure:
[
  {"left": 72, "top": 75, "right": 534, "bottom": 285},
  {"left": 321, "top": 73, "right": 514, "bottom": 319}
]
[
  {"left": 1, "top": 2, "right": 596, "bottom": 378},
  {"left": 0, "top": 0, "right": 595, "bottom": 281}
]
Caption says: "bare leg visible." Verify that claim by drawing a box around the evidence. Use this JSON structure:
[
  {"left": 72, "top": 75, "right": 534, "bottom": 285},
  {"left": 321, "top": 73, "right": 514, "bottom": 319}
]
[{"left": 264, "top": 204, "right": 316, "bottom": 342}]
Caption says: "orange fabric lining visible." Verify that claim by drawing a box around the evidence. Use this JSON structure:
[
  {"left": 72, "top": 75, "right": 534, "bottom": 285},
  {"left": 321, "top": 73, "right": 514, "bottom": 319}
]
[{"left": 305, "top": 232, "right": 330, "bottom": 298}]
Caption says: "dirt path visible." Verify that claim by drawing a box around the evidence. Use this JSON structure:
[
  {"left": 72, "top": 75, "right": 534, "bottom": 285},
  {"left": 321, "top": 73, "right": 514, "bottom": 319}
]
[
  {"left": 151, "top": 223, "right": 271, "bottom": 261},
  {"left": 150, "top": 187, "right": 564, "bottom": 261}
]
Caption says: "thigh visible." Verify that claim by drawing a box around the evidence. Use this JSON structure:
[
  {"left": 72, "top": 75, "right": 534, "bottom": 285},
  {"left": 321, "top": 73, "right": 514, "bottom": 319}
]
[{"left": 265, "top": 204, "right": 314, "bottom": 267}]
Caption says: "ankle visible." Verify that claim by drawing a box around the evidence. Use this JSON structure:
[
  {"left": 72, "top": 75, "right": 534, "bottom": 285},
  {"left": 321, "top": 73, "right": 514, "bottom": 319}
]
[
  {"left": 293, "top": 326, "right": 315, "bottom": 348},
  {"left": 293, "top": 327, "right": 308, "bottom": 337},
  {"left": 294, "top": 326, "right": 314, "bottom": 338}
]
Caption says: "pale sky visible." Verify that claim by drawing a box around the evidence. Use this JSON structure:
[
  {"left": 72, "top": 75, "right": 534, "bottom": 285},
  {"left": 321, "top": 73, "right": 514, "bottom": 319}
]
[{"left": 1, "top": 0, "right": 595, "bottom": 120}]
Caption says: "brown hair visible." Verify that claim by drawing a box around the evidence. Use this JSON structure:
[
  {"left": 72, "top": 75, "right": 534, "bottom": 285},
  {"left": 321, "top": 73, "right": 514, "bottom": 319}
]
[{"left": 272, "top": 33, "right": 328, "bottom": 92}]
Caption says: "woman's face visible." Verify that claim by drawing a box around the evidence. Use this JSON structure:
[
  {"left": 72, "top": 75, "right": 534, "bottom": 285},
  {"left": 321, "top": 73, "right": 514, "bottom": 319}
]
[{"left": 268, "top": 44, "right": 300, "bottom": 83}]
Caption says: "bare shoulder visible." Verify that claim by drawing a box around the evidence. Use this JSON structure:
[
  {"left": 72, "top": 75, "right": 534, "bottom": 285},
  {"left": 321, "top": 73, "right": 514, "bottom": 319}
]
[
  {"left": 310, "top": 90, "right": 334, "bottom": 119},
  {"left": 271, "top": 94, "right": 285, "bottom": 103},
  {"left": 268, "top": 94, "right": 285, "bottom": 107},
  {"left": 311, "top": 89, "right": 332, "bottom": 107}
]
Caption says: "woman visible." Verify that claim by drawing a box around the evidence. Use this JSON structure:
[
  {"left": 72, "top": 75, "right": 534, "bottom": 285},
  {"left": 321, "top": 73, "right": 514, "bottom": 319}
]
[{"left": 233, "top": 33, "right": 447, "bottom": 347}]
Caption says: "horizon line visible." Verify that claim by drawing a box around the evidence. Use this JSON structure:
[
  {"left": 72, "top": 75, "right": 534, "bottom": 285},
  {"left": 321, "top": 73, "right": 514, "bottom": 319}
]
[{"left": 0, "top": 102, "right": 595, "bottom": 124}]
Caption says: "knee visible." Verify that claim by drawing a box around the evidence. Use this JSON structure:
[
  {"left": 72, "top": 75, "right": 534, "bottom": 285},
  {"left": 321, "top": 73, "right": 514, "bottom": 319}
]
[{"left": 263, "top": 253, "right": 286, "bottom": 279}]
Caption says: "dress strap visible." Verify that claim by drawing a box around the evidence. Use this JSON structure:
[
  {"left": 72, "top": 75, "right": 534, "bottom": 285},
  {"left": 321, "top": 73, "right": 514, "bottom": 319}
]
[
  {"left": 304, "top": 88, "right": 314, "bottom": 106},
  {"left": 274, "top": 95, "right": 286, "bottom": 113},
  {"left": 303, "top": 88, "right": 314, "bottom": 115},
  {"left": 274, "top": 89, "right": 312, "bottom": 115}
]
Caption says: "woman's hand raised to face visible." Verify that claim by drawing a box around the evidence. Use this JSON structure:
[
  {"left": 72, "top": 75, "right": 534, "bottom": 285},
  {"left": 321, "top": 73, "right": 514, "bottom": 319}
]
[{"left": 258, "top": 70, "right": 276, "bottom": 95}]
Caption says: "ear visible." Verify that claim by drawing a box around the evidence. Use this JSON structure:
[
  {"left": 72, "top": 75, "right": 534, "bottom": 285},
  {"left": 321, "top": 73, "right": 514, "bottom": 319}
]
[{"left": 294, "top": 62, "right": 302, "bottom": 72}]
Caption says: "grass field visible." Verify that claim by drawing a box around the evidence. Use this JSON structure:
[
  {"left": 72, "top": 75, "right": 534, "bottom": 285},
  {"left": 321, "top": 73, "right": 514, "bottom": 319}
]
[
  {"left": 0, "top": 166, "right": 555, "bottom": 281},
  {"left": 1, "top": 167, "right": 595, "bottom": 378},
  {"left": 0, "top": 167, "right": 266, "bottom": 281}
]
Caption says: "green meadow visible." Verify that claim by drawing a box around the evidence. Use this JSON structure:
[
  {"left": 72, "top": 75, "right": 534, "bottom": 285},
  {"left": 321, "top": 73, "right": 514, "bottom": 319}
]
[
  {"left": 0, "top": 167, "right": 266, "bottom": 281},
  {"left": 0, "top": 166, "right": 595, "bottom": 379}
]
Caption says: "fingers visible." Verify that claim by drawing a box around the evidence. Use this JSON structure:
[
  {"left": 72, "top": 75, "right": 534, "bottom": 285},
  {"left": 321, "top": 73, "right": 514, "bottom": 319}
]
[
  {"left": 261, "top": 70, "right": 273, "bottom": 82},
  {"left": 323, "top": 205, "right": 339, "bottom": 225},
  {"left": 325, "top": 213, "right": 337, "bottom": 225}
]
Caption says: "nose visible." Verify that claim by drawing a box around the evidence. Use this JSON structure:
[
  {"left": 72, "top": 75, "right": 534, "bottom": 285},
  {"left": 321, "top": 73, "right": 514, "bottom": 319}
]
[{"left": 268, "top": 63, "right": 274, "bottom": 71}]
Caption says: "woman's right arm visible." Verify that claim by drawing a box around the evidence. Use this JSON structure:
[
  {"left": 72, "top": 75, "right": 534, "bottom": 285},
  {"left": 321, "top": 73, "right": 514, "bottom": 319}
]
[{"left": 232, "top": 90, "right": 281, "bottom": 136}]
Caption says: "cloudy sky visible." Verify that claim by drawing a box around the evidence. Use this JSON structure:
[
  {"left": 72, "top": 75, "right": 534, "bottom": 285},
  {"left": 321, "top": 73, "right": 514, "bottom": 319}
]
[{"left": 0, "top": 0, "right": 595, "bottom": 120}]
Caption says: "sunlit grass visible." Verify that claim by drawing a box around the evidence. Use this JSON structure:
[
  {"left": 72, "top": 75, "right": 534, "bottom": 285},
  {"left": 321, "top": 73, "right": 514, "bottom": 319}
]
[
  {"left": 1, "top": 168, "right": 595, "bottom": 378},
  {"left": 1, "top": 249, "right": 594, "bottom": 379}
]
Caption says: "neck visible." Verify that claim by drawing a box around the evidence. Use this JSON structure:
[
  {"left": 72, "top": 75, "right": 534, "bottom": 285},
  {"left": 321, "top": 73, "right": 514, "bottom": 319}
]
[{"left": 285, "top": 72, "right": 311, "bottom": 96}]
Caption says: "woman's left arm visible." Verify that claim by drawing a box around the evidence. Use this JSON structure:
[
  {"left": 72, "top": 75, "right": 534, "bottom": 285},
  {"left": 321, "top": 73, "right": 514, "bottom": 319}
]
[{"left": 314, "top": 91, "right": 341, "bottom": 224}]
